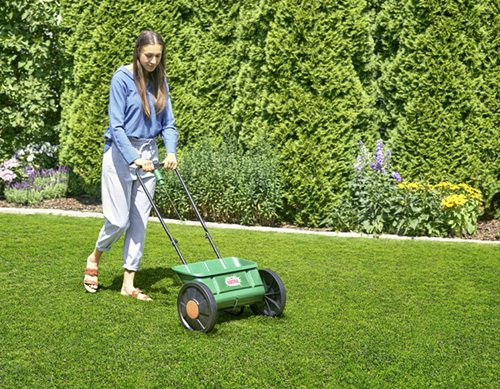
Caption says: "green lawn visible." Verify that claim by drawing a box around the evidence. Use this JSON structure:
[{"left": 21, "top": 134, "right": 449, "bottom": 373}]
[{"left": 1, "top": 213, "right": 499, "bottom": 388}]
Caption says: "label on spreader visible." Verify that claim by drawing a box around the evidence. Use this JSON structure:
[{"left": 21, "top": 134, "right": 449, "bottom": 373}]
[{"left": 225, "top": 276, "right": 241, "bottom": 287}]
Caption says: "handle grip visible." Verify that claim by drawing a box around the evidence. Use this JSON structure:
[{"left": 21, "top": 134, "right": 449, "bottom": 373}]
[{"left": 136, "top": 162, "right": 165, "bottom": 185}]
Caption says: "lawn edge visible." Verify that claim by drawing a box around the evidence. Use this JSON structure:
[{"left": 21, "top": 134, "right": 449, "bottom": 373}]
[{"left": 1, "top": 207, "right": 498, "bottom": 245}]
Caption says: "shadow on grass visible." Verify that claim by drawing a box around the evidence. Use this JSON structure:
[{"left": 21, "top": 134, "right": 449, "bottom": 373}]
[
  {"left": 216, "top": 306, "right": 288, "bottom": 326},
  {"left": 102, "top": 266, "right": 181, "bottom": 296}
]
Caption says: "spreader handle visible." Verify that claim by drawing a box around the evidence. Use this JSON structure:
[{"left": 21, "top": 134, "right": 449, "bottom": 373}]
[
  {"left": 173, "top": 168, "right": 222, "bottom": 260},
  {"left": 136, "top": 165, "right": 187, "bottom": 266},
  {"left": 148, "top": 163, "right": 223, "bottom": 261}
]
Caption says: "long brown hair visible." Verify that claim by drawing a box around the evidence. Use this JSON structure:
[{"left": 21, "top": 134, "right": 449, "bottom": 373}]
[{"left": 133, "top": 30, "right": 167, "bottom": 118}]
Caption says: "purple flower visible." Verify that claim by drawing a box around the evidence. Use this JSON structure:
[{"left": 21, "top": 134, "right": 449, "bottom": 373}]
[
  {"left": 24, "top": 165, "right": 35, "bottom": 175},
  {"left": 392, "top": 171, "right": 402, "bottom": 182},
  {"left": 375, "top": 139, "right": 384, "bottom": 167},
  {"left": 385, "top": 150, "right": 392, "bottom": 167},
  {"left": 59, "top": 165, "right": 70, "bottom": 174},
  {"left": 370, "top": 162, "right": 378, "bottom": 170},
  {"left": 359, "top": 140, "right": 364, "bottom": 146}
]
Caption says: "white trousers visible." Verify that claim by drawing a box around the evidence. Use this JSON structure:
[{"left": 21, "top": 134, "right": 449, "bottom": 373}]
[{"left": 95, "top": 138, "right": 158, "bottom": 271}]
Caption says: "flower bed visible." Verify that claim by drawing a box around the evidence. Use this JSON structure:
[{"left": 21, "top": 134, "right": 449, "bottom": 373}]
[
  {"left": 1, "top": 156, "right": 69, "bottom": 205},
  {"left": 323, "top": 140, "right": 483, "bottom": 237}
]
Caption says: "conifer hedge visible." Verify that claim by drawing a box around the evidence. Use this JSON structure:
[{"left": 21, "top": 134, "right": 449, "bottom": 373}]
[
  {"left": 376, "top": 0, "right": 500, "bottom": 213},
  {"left": 57, "top": 0, "right": 500, "bottom": 225}
]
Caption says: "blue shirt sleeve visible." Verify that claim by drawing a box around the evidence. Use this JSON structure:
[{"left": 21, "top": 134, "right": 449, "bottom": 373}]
[{"left": 108, "top": 72, "right": 141, "bottom": 164}]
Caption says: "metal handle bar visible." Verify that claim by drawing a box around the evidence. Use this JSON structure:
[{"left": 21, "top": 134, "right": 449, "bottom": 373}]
[
  {"left": 171, "top": 167, "right": 222, "bottom": 260},
  {"left": 136, "top": 163, "right": 222, "bottom": 264},
  {"left": 136, "top": 164, "right": 187, "bottom": 265}
]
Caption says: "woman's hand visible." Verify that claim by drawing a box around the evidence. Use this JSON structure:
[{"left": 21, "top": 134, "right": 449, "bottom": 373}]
[
  {"left": 133, "top": 158, "right": 154, "bottom": 172},
  {"left": 163, "top": 153, "right": 177, "bottom": 171}
]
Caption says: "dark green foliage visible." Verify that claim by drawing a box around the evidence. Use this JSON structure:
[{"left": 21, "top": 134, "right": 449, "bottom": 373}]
[
  {"left": 57, "top": 0, "right": 378, "bottom": 223},
  {"left": 58, "top": 0, "right": 147, "bottom": 195},
  {"left": 154, "top": 140, "right": 283, "bottom": 226},
  {"left": 262, "top": 0, "right": 377, "bottom": 225},
  {"left": 375, "top": 0, "right": 500, "bottom": 211},
  {"left": 56, "top": 0, "right": 500, "bottom": 225},
  {"left": 153, "top": 1, "right": 242, "bottom": 148},
  {"left": 0, "top": 0, "right": 62, "bottom": 158}
]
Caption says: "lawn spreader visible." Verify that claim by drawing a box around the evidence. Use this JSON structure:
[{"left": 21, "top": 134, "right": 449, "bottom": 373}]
[{"left": 137, "top": 164, "right": 286, "bottom": 333}]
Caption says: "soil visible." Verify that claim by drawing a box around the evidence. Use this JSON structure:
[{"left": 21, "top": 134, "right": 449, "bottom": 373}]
[
  {"left": 1, "top": 197, "right": 499, "bottom": 241},
  {"left": 0, "top": 197, "right": 103, "bottom": 213}
]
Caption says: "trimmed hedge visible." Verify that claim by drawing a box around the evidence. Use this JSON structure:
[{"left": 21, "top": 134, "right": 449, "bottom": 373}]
[
  {"left": 376, "top": 0, "right": 500, "bottom": 213},
  {"left": 260, "top": 0, "right": 377, "bottom": 225},
  {"left": 57, "top": 0, "right": 500, "bottom": 225}
]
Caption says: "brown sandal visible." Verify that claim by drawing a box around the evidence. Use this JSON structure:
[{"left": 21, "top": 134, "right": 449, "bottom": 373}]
[
  {"left": 130, "top": 288, "right": 152, "bottom": 301},
  {"left": 84, "top": 268, "right": 98, "bottom": 293}
]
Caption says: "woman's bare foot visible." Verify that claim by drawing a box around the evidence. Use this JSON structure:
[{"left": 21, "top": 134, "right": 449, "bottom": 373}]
[{"left": 121, "top": 270, "right": 152, "bottom": 300}]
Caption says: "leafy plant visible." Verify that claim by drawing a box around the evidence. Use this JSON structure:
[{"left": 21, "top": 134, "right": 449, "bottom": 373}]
[
  {"left": 324, "top": 140, "right": 402, "bottom": 235},
  {"left": 435, "top": 182, "right": 483, "bottom": 235},
  {"left": 154, "top": 140, "right": 283, "bottom": 226},
  {"left": 0, "top": 0, "right": 62, "bottom": 157}
]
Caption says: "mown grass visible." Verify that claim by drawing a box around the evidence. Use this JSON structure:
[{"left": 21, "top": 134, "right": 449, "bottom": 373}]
[{"left": 1, "top": 213, "right": 499, "bottom": 388}]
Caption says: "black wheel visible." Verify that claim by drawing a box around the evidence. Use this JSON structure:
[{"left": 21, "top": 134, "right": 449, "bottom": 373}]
[
  {"left": 250, "top": 269, "right": 286, "bottom": 317},
  {"left": 177, "top": 281, "right": 218, "bottom": 333}
]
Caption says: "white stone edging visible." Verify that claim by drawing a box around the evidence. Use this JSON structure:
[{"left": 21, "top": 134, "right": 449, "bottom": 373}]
[{"left": 1, "top": 207, "right": 498, "bottom": 244}]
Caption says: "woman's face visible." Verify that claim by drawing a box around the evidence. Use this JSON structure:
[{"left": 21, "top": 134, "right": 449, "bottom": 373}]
[{"left": 139, "top": 44, "right": 163, "bottom": 73}]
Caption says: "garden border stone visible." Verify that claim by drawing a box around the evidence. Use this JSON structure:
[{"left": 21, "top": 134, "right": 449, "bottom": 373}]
[{"left": 1, "top": 207, "right": 498, "bottom": 245}]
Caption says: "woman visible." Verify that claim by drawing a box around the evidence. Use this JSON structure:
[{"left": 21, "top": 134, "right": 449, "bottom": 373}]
[{"left": 83, "top": 31, "right": 178, "bottom": 300}]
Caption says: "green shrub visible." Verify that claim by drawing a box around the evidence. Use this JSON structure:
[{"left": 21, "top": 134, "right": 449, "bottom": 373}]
[
  {"left": 376, "top": 0, "right": 500, "bottom": 213},
  {"left": 262, "top": 0, "right": 377, "bottom": 227},
  {"left": 323, "top": 140, "right": 403, "bottom": 235},
  {"left": 56, "top": 0, "right": 378, "bottom": 225},
  {"left": 153, "top": 141, "right": 283, "bottom": 226},
  {"left": 398, "top": 181, "right": 483, "bottom": 236},
  {"left": 57, "top": 0, "right": 500, "bottom": 225},
  {"left": 0, "top": 0, "right": 62, "bottom": 157}
]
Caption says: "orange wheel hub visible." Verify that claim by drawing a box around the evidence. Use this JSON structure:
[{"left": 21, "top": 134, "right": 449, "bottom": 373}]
[{"left": 186, "top": 300, "right": 199, "bottom": 319}]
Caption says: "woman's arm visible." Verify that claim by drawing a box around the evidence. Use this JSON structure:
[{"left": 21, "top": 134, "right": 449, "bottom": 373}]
[{"left": 108, "top": 71, "right": 141, "bottom": 164}]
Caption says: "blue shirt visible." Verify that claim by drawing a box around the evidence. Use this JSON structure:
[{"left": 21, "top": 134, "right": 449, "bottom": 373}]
[{"left": 104, "top": 66, "right": 178, "bottom": 164}]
